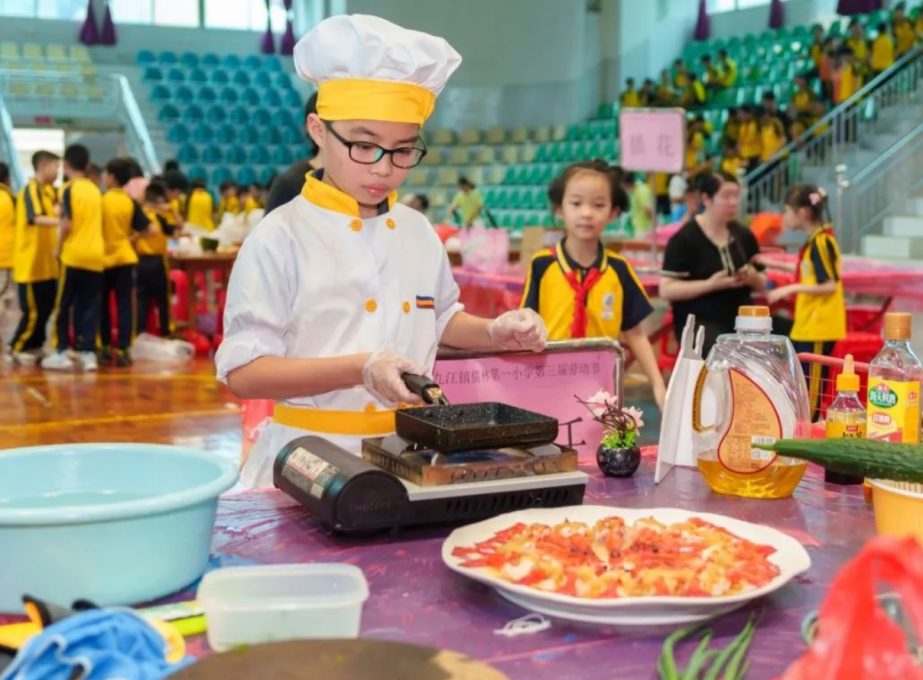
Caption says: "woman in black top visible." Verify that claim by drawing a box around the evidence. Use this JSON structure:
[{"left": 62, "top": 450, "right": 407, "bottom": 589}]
[{"left": 660, "top": 172, "right": 768, "bottom": 357}]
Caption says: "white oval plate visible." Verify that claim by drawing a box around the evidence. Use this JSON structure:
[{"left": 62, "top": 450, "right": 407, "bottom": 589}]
[{"left": 442, "top": 505, "right": 812, "bottom": 626}]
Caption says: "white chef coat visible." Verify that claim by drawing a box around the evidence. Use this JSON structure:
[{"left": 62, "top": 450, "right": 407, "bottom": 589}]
[{"left": 216, "top": 175, "right": 463, "bottom": 488}]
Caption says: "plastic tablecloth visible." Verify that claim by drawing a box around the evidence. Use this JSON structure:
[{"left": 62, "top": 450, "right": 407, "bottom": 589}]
[{"left": 189, "top": 452, "right": 873, "bottom": 679}]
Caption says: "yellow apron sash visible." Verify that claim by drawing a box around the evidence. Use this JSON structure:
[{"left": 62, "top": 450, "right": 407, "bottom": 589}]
[{"left": 272, "top": 403, "right": 396, "bottom": 436}]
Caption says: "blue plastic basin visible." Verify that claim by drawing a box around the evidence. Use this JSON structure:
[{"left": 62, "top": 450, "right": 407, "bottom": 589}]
[{"left": 0, "top": 444, "right": 239, "bottom": 613}]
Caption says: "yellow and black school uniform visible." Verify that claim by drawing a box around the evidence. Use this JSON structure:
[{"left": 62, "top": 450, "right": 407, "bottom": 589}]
[
  {"left": 720, "top": 154, "right": 743, "bottom": 178},
  {"left": 520, "top": 242, "right": 653, "bottom": 341},
  {"left": 101, "top": 187, "right": 150, "bottom": 353},
  {"left": 620, "top": 89, "right": 641, "bottom": 109},
  {"left": 894, "top": 17, "right": 917, "bottom": 57},
  {"left": 0, "top": 182, "right": 14, "bottom": 275},
  {"left": 653, "top": 172, "right": 671, "bottom": 216},
  {"left": 217, "top": 194, "right": 241, "bottom": 221},
  {"left": 738, "top": 120, "right": 762, "bottom": 172},
  {"left": 682, "top": 80, "right": 707, "bottom": 108},
  {"left": 685, "top": 130, "right": 705, "bottom": 175},
  {"left": 871, "top": 32, "right": 896, "bottom": 75},
  {"left": 134, "top": 207, "right": 176, "bottom": 337},
  {"left": 673, "top": 68, "right": 690, "bottom": 90},
  {"left": 10, "top": 179, "right": 58, "bottom": 353},
  {"left": 185, "top": 187, "right": 215, "bottom": 231},
  {"left": 243, "top": 194, "right": 262, "bottom": 216},
  {"left": 703, "top": 64, "right": 723, "bottom": 89},
  {"left": 52, "top": 177, "right": 105, "bottom": 353},
  {"left": 719, "top": 58, "right": 738, "bottom": 87},
  {"left": 847, "top": 37, "right": 871, "bottom": 75},
  {"left": 810, "top": 40, "right": 824, "bottom": 72},
  {"left": 759, "top": 116, "right": 787, "bottom": 163},
  {"left": 790, "top": 225, "right": 847, "bottom": 416}
]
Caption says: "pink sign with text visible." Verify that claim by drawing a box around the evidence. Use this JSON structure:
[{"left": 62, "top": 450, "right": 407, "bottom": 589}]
[
  {"left": 619, "top": 108, "right": 687, "bottom": 173},
  {"left": 433, "top": 349, "right": 619, "bottom": 460}
]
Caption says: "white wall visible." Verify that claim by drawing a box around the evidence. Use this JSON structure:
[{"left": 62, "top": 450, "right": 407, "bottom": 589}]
[{"left": 710, "top": 0, "right": 839, "bottom": 38}]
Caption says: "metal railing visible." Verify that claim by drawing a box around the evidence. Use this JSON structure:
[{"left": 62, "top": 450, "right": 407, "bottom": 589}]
[
  {"left": 0, "top": 87, "right": 24, "bottom": 190},
  {"left": 0, "top": 70, "right": 160, "bottom": 176},
  {"left": 742, "top": 45, "right": 923, "bottom": 212},
  {"left": 835, "top": 118, "right": 923, "bottom": 254}
]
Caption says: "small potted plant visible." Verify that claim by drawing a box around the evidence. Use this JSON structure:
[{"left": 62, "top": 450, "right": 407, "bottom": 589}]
[{"left": 578, "top": 391, "right": 644, "bottom": 478}]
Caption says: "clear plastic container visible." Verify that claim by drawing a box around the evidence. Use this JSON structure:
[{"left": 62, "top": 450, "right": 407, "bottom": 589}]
[
  {"left": 198, "top": 563, "right": 369, "bottom": 652},
  {"left": 694, "top": 306, "right": 811, "bottom": 499}
]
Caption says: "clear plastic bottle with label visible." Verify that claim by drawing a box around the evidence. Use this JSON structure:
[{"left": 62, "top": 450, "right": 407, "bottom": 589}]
[
  {"left": 867, "top": 313, "right": 922, "bottom": 444},
  {"left": 694, "top": 306, "right": 812, "bottom": 499},
  {"left": 825, "top": 354, "right": 866, "bottom": 486}
]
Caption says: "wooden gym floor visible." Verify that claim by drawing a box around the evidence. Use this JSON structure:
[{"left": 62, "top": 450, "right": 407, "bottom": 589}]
[{"left": 0, "top": 359, "right": 242, "bottom": 464}]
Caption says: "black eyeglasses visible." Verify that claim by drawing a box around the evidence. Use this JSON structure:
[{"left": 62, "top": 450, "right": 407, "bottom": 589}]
[{"left": 324, "top": 122, "right": 427, "bottom": 169}]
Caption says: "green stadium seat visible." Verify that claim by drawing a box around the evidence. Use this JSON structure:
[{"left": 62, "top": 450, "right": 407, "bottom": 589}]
[
  {"left": 179, "top": 51, "right": 198, "bottom": 68},
  {"left": 534, "top": 144, "right": 550, "bottom": 163},
  {"left": 142, "top": 66, "right": 163, "bottom": 82},
  {"left": 201, "top": 53, "right": 220, "bottom": 68},
  {"left": 586, "top": 140, "right": 602, "bottom": 158},
  {"left": 150, "top": 84, "right": 171, "bottom": 102},
  {"left": 158, "top": 51, "right": 178, "bottom": 65},
  {"left": 158, "top": 104, "right": 180, "bottom": 123},
  {"left": 597, "top": 102, "right": 614, "bottom": 119},
  {"left": 222, "top": 54, "right": 241, "bottom": 69},
  {"left": 166, "top": 68, "right": 185, "bottom": 83},
  {"left": 137, "top": 50, "right": 156, "bottom": 65}
]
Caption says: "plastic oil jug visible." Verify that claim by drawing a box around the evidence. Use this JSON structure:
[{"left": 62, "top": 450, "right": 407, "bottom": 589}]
[{"left": 693, "top": 306, "right": 812, "bottom": 499}]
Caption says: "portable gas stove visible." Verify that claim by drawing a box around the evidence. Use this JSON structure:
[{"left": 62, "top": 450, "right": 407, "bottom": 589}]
[{"left": 274, "top": 435, "right": 588, "bottom": 535}]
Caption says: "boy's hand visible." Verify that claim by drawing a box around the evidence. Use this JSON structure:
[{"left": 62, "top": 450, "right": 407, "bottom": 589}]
[
  {"left": 767, "top": 285, "right": 794, "bottom": 305},
  {"left": 361, "top": 345, "right": 426, "bottom": 406},
  {"left": 487, "top": 309, "right": 548, "bottom": 353}
]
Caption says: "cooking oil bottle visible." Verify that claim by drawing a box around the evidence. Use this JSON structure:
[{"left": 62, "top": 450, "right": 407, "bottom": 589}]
[
  {"left": 867, "top": 313, "right": 922, "bottom": 443},
  {"left": 825, "top": 355, "right": 866, "bottom": 485},
  {"left": 694, "top": 306, "right": 811, "bottom": 499}
]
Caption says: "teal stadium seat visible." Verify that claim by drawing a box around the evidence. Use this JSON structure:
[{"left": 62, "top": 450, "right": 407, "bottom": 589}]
[
  {"left": 177, "top": 144, "right": 198, "bottom": 163},
  {"left": 158, "top": 51, "right": 178, "bottom": 65},
  {"left": 167, "top": 124, "right": 189, "bottom": 143},
  {"left": 186, "top": 165, "right": 207, "bottom": 180},
  {"left": 284, "top": 90, "right": 302, "bottom": 108},
  {"left": 157, "top": 104, "right": 179, "bottom": 122},
  {"left": 215, "top": 124, "right": 236, "bottom": 144},
  {"left": 226, "top": 146, "right": 247, "bottom": 164},
  {"left": 189, "top": 67, "right": 208, "bottom": 83},
  {"left": 202, "top": 145, "right": 223, "bottom": 164},
  {"left": 232, "top": 71, "right": 251, "bottom": 86},
  {"left": 150, "top": 84, "right": 170, "bottom": 102},
  {"left": 222, "top": 54, "right": 241, "bottom": 68},
  {"left": 197, "top": 86, "right": 217, "bottom": 103},
  {"left": 201, "top": 53, "right": 220, "bottom": 68},
  {"left": 252, "top": 109, "right": 272, "bottom": 126},
  {"left": 238, "top": 127, "right": 259, "bottom": 144},
  {"left": 263, "top": 55, "right": 282, "bottom": 72},
  {"left": 273, "top": 147, "right": 294, "bottom": 165},
  {"left": 192, "top": 124, "right": 213, "bottom": 143},
  {"left": 229, "top": 106, "right": 249, "bottom": 124},
  {"left": 183, "top": 104, "right": 205, "bottom": 123},
  {"left": 253, "top": 72, "right": 272, "bottom": 87},
  {"left": 263, "top": 90, "right": 282, "bottom": 107},
  {"left": 258, "top": 167, "right": 276, "bottom": 185},
  {"left": 173, "top": 85, "right": 194, "bottom": 103},
  {"left": 241, "top": 88, "right": 260, "bottom": 106},
  {"left": 206, "top": 105, "right": 227, "bottom": 123},
  {"left": 237, "top": 167, "right": 257, "bottom": 185},
  {"left": 142, "top": 66, "right": 163, "bottom": 82},
  {"left": 166, "top": 67, "right": 185, "bottom": 82},
  {"left": 243, "top": 55, "right": 262, "bottom": 70},
  {"left": 211, "top": 166, "right": 233, "bottom": 185},
  {"left": 219, "top": 87, "right": 238, "bottom": 104},
  {"left": 180, "top": 51, "right": 198, "bottom": 68},
  {"left": 259, "top": 127, "right": 281, "bottom": 145},
  {"left": 137, "top": 50, "right": 155, "bottom": 65},
  {"left": 210, "top": 69, "right": 229, "bottom": 85}
]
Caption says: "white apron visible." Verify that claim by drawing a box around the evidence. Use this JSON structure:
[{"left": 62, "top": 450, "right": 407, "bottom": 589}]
[{"left": 216, "top": 178, "right": 463, "bottom": 488}]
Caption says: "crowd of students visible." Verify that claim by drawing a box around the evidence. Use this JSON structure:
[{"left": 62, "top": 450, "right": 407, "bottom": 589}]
[{"left": 0, "top": 148, "right": 270, "bottom": 370}]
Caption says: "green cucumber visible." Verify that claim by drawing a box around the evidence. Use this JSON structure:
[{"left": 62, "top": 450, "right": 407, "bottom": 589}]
[{"left": 754, "top": 438, "right": 923, "bottom": 483}]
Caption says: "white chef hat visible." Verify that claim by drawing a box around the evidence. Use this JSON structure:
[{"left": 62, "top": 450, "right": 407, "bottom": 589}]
[{"left": 293, "top": 14, "right": 462, "bottom": 126}]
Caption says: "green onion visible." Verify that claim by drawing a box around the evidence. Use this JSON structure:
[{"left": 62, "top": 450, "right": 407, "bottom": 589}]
[{"left": 703, "top": 615, "right": 757, "bottom": 680}]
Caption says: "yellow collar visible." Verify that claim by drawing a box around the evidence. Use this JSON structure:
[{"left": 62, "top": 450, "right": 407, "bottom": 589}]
[{"left": 300, "top": 173, "right": 397, "bottom": 218}]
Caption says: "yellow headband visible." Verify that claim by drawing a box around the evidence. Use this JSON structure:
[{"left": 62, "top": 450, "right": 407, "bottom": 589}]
[{"left": 317, "top": 78, "right": 436, "bottom": 125}]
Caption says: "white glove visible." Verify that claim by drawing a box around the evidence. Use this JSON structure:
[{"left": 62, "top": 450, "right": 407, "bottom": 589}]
[
  {"left": 487, "top": 309, "right": 548, "bottom": 353},
  {"left": 362, "top": 345, "right": 428, "bottom": 406}
]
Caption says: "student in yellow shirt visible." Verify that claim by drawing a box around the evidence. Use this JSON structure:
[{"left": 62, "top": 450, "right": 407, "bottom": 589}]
[
  {"left": 640, "top": 79, "right": 656, "bottom": 107},
  {"left": 792, "top": 75, "right": 816, "bottom": 117},
  {"left": 620, "top": 78, "right": 642, "bottom": 108},
  {"left": 163, "top": 169, "right": 188, "bottom": 229},
  {"left": 764, "top": 185, "right": 845, "bottom": 416},
  {"left": 185, "top": 178, "right": 215, "bottom": 231},
  {"left": 722, "top": 107, "right": 741, "bottom": 146},
  {"left": 672, "top": 59, "right": 690, "bottom": 90},
  {"left": 656, "top": 69, "right": 675, "bottom": 106},
  {"left": 101, "top": 157, "right": 150, "bottom": 366},
  {"left": 243, "top": 183, "right": 263, "bottom": 216},
  {"left": 10, "top": 151, "right": 60, "bottom": 364},
  {"left": 653, "top": 172, "right": 671, "bottom": 217},
  {"left": 685, "top": 117, "right": 707, "bottom": 176},
  {"left": 682, "top": 74, "right": 707, "bottom": 109},
  {"left": 719, "top": 139, "right": 744, "bottom": 178},
  {"left": 846, "top": 20, "right": 871, "bottom": 76},
  {"left": 135, "top": 180, "right": 176, "bottom": 338},
  {"left": 809, "top": 25, "right": 825, "bottom": 72},
  {"left": 0, "top": 163, "right": 14, "bottom": 301},
  {"left": 758, "top": 107, "right": 787, "bottom": 163},
  {"left": 893, "top": 4, "right": 917, "bottom": 57},
  {"left": 871, "top": 22, "right": 896, "bottom": 76},
  {"left": 521, "top": 160, "right": 666, "bottom": 408},
  {"left": 718, "top": 49, "right": 738, "bottom": 88},
  {"left": 42, "top": 145, "right": 105, "bottom": 371},
  {"left": 737, "top": 106, "right": 762, "bottom": 173},
  {"left": 700, "top": 54, "right": 723, "bottom": 90},
  {"left": 217, "top": 180, "right": 241, "bottom": 222}
]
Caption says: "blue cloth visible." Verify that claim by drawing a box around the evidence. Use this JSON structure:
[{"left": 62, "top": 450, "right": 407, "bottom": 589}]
[{"left": 0, "top": 610, "right": 191, "bottom": 680}]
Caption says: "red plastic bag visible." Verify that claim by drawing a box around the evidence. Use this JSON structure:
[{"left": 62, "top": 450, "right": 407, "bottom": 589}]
[{"left": 779, "top": 536, "right": 923, "bottom": 680}]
